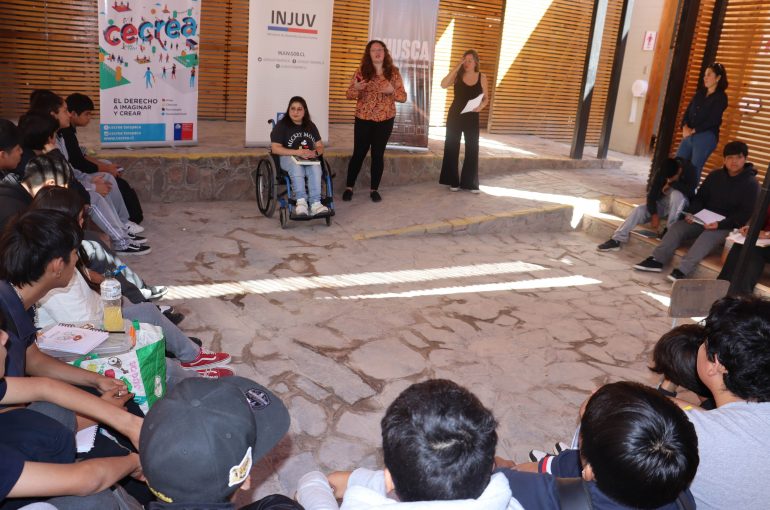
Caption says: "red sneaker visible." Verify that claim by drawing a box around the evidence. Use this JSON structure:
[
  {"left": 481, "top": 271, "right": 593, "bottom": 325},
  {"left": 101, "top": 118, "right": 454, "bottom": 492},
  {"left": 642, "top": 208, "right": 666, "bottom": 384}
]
[
  {"left": 195, "top": 367, "right": 235, "bottom": 379},
  {"left": 180, "top": 348, "right": 232, "bottom": 370}
]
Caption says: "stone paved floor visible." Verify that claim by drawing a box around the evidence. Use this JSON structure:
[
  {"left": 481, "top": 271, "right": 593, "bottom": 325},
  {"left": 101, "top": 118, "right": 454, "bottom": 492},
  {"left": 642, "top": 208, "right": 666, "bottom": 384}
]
[{"left": 125, "top": 165, "right": 690, "bottom": 504}]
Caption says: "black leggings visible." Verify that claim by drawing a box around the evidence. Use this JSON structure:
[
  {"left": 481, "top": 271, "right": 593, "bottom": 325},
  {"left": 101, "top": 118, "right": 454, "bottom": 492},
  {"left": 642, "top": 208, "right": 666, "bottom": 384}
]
[{"left": 346, "top": 116, "right": 395, "bottom": 190}]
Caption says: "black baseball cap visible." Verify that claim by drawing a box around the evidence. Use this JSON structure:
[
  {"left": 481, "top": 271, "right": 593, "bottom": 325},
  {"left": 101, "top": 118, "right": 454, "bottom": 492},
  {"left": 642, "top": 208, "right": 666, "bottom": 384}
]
[{"left": 140, "top": 376, "right": 290, "bottom": 503}]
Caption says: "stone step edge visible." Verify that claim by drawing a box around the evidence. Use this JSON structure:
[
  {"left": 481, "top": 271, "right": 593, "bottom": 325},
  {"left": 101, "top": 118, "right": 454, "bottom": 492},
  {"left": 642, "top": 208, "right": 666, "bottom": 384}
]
[{"left": 352, "top": 204, "right": 572, "bottom": 240}]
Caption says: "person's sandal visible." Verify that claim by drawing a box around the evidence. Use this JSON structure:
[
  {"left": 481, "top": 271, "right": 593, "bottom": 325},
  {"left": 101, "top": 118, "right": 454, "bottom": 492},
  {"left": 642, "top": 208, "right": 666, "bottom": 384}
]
[
  {"left": 370, "top": 190, "right": 382, "bottom": 202},
  {"left": 342, "top": 189, "right": 353, "bottom": 201}
]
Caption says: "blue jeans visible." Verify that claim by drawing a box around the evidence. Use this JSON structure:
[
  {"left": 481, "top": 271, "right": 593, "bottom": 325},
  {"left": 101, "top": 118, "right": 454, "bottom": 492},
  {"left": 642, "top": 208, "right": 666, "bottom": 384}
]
[
  {"left": 676, "top": 130, "right": 717, "bottom": 181},
  {"left": 280, "top": 155, "right": 322, "bottom": 204}
]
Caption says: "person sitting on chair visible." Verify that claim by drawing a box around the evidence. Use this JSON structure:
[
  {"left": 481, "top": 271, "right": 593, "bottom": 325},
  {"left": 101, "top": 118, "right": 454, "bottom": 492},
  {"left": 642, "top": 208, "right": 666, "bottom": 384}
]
[{"left": 270, "top": 96, "right": 329, "bottom": 217}]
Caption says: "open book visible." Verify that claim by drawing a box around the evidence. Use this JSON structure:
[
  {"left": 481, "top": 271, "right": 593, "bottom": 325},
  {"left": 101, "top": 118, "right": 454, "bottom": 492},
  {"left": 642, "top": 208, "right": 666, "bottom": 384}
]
[{"left": 291, "top": 155, "right": 321, "bottom": 166}]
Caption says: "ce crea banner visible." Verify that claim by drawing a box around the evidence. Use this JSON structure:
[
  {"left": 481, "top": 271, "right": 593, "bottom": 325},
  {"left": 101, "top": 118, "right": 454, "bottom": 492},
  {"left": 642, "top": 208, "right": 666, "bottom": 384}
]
[
  {"left": 245, "top": 0, "right": 334, "bottom": 146},
  {"left": 370, "top": 0, "right": 439, "bottom": 149},
  {"left": 98, "top": 0, "right": 200, "bottom": 147}
]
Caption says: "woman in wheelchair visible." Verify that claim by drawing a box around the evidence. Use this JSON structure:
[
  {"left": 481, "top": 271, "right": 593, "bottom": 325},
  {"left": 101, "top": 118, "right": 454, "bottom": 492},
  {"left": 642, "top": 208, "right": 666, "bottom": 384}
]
[{"left": 270, "top": 96, "right": 329, "bottom": 217}]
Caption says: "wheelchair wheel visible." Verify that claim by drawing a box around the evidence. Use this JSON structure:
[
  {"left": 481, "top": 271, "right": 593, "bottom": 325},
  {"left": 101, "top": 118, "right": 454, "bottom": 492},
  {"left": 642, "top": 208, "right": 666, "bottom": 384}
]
[
  {"left": 256, "top": 158, "right": 277, "bottom": 217},
  {"left": 279, "top": 207, "right": 288, "bottom": 229}
]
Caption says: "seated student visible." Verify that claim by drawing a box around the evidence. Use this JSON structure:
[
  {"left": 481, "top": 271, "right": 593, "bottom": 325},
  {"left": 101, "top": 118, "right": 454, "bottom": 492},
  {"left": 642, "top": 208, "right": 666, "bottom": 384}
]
[
  {"left": 634, "top": 141, "right": 759, "bottom": 281},
  {"left": 270, "top": 96, "right": 329, "bottom": 217},
  {"left": 717, "top": 202, "right": 770, "bottom": 295},
  {"left": 0, "top": 119, "right": 22, "bottom": 178},
  {"left": 598, "top": 157, "right": 697, "bottom": 251},
  {"left": 684, "top": 295, "right": 770, "bottom": 508},
  {"left": 499, "top": 381, "right": 698, "bottom": 510},
  {"left": 650, "top": 323, "right": 714, "bottom": 408},
  {"left": 296, "top": 379, "right": 524, "bottom": 509},
  {"left": 26, "top": 91, "right": 150, "bottom": 255},
  {"left": 0, "top": 151, "right": 167, "bottom": 308},
  {"left": 62, "top": 92, "right": 144, "bottom": 227},
  {"left": 139, "top": 376, "right": 301, "bottom": 510},
  {"left": 0, "top": 311, "right": 145, "bottom": 509},
  {"left": 25, "top": 187, "right": 232, "bottom": 380}
]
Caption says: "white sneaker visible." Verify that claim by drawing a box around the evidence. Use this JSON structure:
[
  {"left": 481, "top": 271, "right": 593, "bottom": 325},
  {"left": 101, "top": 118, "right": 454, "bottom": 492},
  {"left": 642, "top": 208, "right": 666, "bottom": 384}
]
[
  {"left": 294, "top": 198, "right": 309, "bottom": 216},
  {"left": 125, "top": 221, "right": 145, "bottom": 234},
  {"left": 310, "top": 202, "right": 329, "bottom": 215}
]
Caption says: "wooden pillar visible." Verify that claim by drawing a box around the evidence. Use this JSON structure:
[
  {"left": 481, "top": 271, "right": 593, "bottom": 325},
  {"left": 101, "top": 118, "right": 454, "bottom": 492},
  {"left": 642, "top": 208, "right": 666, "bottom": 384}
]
[
  {"left": 597, "top": 0, "right": 635, "bottom": 160},
  {"left": 570, "top": 0, "right": 608, "bottom": 160}
]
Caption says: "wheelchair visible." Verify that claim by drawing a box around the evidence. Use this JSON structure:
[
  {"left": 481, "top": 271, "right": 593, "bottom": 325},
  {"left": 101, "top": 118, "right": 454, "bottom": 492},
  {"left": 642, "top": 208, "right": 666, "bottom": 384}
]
[{"left": 255, "top": 132, "right": 335, "bottom": 229}]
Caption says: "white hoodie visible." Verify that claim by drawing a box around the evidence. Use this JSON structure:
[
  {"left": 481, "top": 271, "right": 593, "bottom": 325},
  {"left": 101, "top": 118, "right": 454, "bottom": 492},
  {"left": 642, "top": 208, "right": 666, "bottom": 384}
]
[{"left": 297, "top": 469, "right": 524, "bottom": 510}]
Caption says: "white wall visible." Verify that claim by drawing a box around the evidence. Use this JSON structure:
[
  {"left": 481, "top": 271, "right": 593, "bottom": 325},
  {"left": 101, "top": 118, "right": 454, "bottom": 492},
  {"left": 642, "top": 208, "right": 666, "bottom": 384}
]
[{"left": 609, "top": 0, "right": 665, "bottom": 155}]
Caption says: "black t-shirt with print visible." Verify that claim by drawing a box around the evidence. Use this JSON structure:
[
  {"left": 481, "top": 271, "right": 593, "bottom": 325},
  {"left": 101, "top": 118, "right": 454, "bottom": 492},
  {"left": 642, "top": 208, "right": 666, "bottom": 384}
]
[{"left": 270, "top": 120, "right": 321, "bottom": 151}]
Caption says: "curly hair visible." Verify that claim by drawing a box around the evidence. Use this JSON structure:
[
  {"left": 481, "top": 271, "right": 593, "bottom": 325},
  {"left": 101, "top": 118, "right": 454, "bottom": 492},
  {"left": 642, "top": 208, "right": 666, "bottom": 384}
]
[{"left": 359, "top": 40, "right": 396, "bottom": 81}]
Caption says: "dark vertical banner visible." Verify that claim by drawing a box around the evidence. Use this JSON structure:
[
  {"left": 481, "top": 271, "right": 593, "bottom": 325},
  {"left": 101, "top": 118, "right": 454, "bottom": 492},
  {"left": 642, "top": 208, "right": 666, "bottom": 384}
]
[{"left": 370, "top": 0, "right": 439, "bottom": 149}]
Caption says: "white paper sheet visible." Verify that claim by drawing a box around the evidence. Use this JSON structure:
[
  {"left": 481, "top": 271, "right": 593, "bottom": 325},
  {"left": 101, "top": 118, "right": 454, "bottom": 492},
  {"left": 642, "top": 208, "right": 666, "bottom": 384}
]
[
  {"left": 461, "top": 93, "right": 484, "bottom": 114},
  {"left": 692, "top": 209, "right": 726, "bottom": 225}
]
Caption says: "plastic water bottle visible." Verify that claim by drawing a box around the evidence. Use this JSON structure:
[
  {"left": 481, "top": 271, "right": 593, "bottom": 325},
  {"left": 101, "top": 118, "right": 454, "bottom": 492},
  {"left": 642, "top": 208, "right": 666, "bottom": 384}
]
[{"left": 101, "top": 275, "right": 124, "bottom": 332}]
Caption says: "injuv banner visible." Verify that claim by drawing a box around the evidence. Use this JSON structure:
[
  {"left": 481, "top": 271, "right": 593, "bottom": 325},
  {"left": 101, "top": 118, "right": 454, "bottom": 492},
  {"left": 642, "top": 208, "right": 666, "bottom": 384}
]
[
  {"left": 370, "top": 0, "right": 439, "bottom": 149},
  {"left": 98, "top": 0, "right": 201, "bottom": 147},
  {"left": 245, "top": 0, "right": 334, "bottom": 146}
]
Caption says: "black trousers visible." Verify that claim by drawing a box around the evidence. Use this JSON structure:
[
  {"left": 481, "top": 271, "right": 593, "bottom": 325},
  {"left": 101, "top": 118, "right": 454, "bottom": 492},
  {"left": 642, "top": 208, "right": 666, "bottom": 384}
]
[
  {"left": 439, "top": 111, "right": 479, "bottom": 189},
  {"left": 346, "top": 117, "right": 395, "bottom": 190},
  {"left": 718, "top": 243, "right": 770, "bottom": 295}
]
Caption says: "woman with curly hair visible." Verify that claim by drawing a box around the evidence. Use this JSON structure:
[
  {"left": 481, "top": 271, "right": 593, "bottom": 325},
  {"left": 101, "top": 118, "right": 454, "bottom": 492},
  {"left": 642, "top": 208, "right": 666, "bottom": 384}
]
[{"left": 343, "top": 40, "right": 407, "bottom": 203}]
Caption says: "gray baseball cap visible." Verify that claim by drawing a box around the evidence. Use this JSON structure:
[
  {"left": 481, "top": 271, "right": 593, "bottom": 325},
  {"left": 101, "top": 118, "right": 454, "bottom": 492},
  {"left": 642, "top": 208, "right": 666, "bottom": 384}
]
[{"left": 140, "top": 376, "right": 290, "bottom": 503}]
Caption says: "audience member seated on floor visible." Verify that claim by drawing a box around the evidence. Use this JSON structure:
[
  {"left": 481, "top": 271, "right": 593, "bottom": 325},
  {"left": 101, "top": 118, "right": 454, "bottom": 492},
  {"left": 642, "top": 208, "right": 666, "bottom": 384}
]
[
  {"left": 26, "top": 187, "right": 233, "bottom": 381},
  {"left": 270, "top": 96, "right": 329, "bottom": 217},
  {"left": 597, "top": 157, "right": 697, "bottom": 252},
  {"left": 139, "top": 377, "right": 300, "bottom": 510},
  {"left": 296, "top": 379, "right": 524, "bottom": 510},
  {"left": 717, "top": 202, "right": 770, "bottom": 295},
  {"left": 681, "top": 295, "right": 770, "bottom": 508},
  {"left": 634, "top": 141, "right": 760, "bottom": 282},
  {"left": 650, "top": 323, "right": 715, "bottom": 409},
  {"left": 499, "top": 382, "right": 698, "bottom": 510},
  {"left": 62, "top": 92, "right": 144, "bottom": 226},
  {"left": 0, "top": 149, "right": 168, "bottom": 310},
  {"left": 0, "top": 119, "right": 73, "bottom": 232},
  {"left": 26, "top": 91, "right": 150, "bottom": 256},
  {"left": 0, "top": 312, "right": 146, "bottom": 509},
  {"left": 0, "top": 119, "right": 23, "bottom": 177}
]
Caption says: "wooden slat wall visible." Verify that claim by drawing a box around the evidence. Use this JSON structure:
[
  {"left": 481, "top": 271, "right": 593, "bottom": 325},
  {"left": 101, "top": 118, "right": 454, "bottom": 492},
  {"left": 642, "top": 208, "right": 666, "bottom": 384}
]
[
  {"left": 0, "top": 0, "right": 101, "bottom": 119},
  {"left": 488, "top": 0, "right": 623, "bottom": 144},
  {"left": 431, "top": 0, "right": 504, "bottom": 129},
  {"left": 708, "top": 0, "right": 770, "bottom": 182},
  {"left": 328, "top": 0, "right": 371, "bottom": 124}
]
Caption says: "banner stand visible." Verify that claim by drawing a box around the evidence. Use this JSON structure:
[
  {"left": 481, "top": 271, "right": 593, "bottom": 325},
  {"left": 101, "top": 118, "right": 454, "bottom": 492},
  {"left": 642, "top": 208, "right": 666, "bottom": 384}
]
[
  {"left": 370, "top": 0, "right": 439, "bottom": 150},
  {"left": 244, "top": 0, "right": 334, "bottom": 147}
]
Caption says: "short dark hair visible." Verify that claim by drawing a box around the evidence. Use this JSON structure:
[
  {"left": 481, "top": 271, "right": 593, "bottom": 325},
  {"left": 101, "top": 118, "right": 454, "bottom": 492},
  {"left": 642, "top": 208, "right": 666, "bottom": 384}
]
[
  {"left": 22, "top": 153, "right": 71, "bottom": 190},
  {"left": 581, "top": 382, "right": 699, "bottom": 509},
  {"left": 381, "top": 379, "right": 497, "bottom": 502},
  {"left": 29, "top": 186, "right": 84, "bottom": 221},
  {"left": 18, "top": 112, "right": 59, "bottom": 150},
  {"left": 723, "top": 140, "right": 748, "bottom": 158},
  {"left": 650, "top": 324, "right": 711, "bottom": 398},
  {"left": 704, "top": 296, "right": 770, "bottom": 402},
  {"left": 28, "top": 90, "right": 64, "bottom": 117},
  {"left": 66, "top": 93, "right": 95, "bottom": 114},
  {"left": 0, "top": 210, "right": 82, "bottom": 286},
  {"left": 0, "top": 119, "right": 20, "bottom": 152}
]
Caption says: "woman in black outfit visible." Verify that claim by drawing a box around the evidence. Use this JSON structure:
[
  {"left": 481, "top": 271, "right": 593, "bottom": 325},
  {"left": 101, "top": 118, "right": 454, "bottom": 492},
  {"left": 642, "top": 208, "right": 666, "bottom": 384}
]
[
  {"left": 439, "top": 49, "right": 489, "bottom": 192},
  {"left": 677, "top": 62, "right": 728, "bottom": 181}
]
